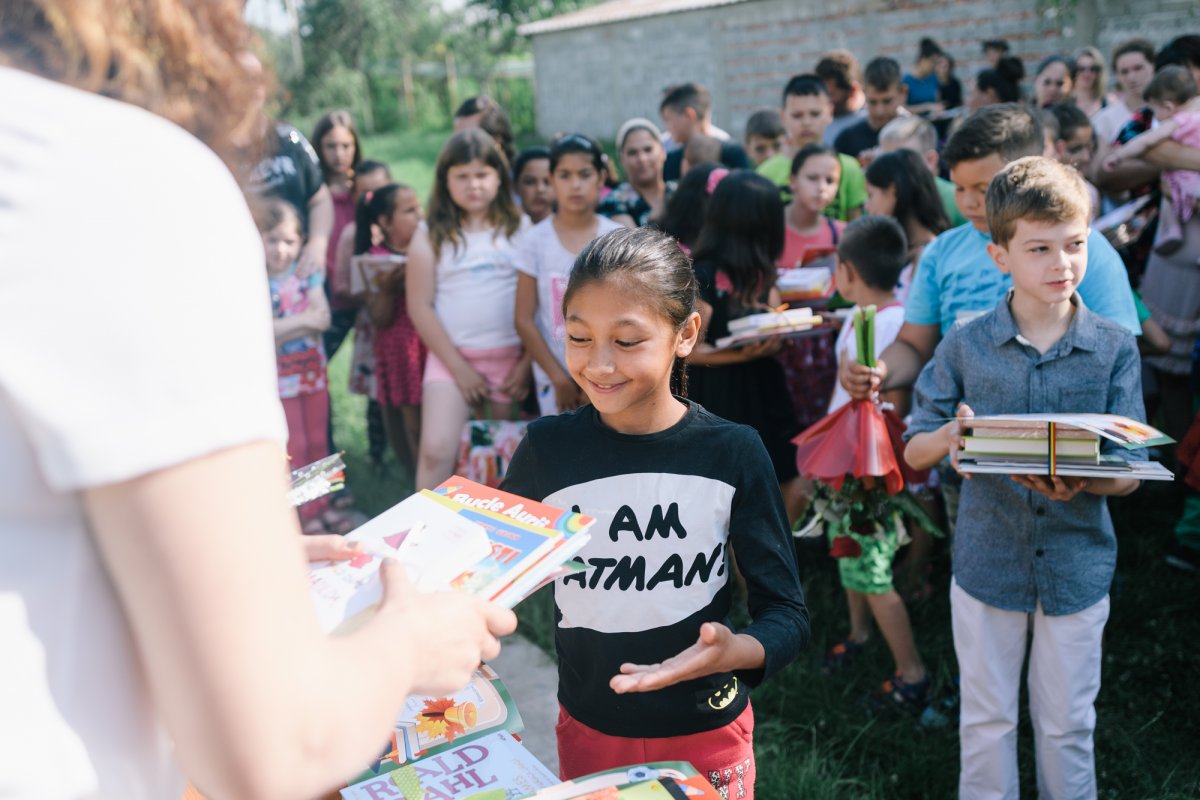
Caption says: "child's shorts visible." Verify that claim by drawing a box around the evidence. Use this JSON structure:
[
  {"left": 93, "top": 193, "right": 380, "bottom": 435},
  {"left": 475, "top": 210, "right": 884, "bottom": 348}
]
[
  {"left": 556, "top": 702, "right": 755, "bottom": 798},
  {"left": 423, "top": 344, "right": 523, "bottom": 405},
  {"left": 836, "top": 522, "right": 901, "bottom": 595}
]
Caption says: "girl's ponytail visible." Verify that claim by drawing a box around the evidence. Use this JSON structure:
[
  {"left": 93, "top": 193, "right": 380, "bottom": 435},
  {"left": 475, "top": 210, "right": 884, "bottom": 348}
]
[{"left": 353, "top": 184, "right": 408, "bottom": 255}]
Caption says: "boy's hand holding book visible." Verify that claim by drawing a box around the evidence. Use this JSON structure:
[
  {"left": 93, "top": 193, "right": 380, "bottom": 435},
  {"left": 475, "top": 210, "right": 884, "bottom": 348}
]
[
  {"left": 1010, "top": 474, "right": 1090, "bottom": 501},
  {"left": 608, "top": 621, "right": 765, "bottom": 694}
]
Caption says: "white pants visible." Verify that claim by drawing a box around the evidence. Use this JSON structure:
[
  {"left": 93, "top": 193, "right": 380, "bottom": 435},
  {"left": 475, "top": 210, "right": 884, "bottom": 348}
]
[{"left": 951, "top": 579, "right": 1109, "bottom": 800}]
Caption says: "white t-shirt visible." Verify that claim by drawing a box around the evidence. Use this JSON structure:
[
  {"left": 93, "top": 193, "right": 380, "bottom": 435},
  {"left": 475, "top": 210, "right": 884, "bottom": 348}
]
[
  {"left": 516, "top": 216, "right": 623, "bottom": 366},
  {"left": 0, "top": 68, "right": 287, "bottom": 799},
  {"left": 828, "top": 304, "right": 907, "bottom": 413},
  {"left": 514, "top": 216, "right": 622, "bottom": 415},
  {"left": 434, "top": 222, "right": 529, "bottom": 350}
]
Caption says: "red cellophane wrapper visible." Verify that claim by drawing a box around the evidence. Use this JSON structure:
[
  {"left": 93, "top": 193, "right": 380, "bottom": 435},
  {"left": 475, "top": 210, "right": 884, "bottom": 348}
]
[{"left": 792, "top": 399, "right": 929, "bottom": 494}]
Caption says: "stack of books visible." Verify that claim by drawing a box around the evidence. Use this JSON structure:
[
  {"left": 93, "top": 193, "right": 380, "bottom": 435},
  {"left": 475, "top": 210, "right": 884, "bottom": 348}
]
[
  {"left": 714, "top": 307, "right": 824, "bottom": 351},
  {"left": 957, "top": 413, "right": 1174, "bottom": 481},
  {"left": 308, "top": 477, "right": 595, "bottom": 634}
]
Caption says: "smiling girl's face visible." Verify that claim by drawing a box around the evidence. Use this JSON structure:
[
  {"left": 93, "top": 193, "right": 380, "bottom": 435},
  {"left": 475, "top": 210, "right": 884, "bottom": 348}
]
[{"left": 564, "top": 278, "right": 698, "bottom": 434}]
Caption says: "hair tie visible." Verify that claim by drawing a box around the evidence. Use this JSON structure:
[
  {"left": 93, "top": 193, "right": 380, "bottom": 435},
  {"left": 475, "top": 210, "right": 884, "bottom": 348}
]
[
  {"left": 706, "top": 167, "right": 730, "bottom": 195},
  {"left": 364, "top": 190, "right": 374, "bottom": 203}
]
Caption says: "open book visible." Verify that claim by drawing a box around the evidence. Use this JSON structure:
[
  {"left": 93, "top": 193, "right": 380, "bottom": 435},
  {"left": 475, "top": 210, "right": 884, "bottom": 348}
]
[
  {"left": 957, "top": 413, "right": 1174, "bottom": 480},
  {"left": 308, "top": 477, "right": 595, "bottom": 633}
]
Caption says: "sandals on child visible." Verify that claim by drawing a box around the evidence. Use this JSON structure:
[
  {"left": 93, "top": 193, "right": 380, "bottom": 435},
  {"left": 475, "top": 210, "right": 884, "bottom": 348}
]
[
  {"left": 821, "top": 637, "right": 866, "bottom": 675},
  {"left": 866, "top": 671, "right": 931, "bottom": 715}
]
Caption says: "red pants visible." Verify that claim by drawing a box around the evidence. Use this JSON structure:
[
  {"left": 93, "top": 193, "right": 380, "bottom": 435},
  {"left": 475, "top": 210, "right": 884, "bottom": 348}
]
[
  {"left": 556, "top": 702, "right": 755, "bottom": 799},
  {"left": 282, "top": 390, "right": 330, "bottom": 520}
]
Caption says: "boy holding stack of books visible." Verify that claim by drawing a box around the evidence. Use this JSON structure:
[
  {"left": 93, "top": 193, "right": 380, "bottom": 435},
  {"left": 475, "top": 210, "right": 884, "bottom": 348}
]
[{"left": 903, "top": 156, "right": 1143, "bottom": 800}]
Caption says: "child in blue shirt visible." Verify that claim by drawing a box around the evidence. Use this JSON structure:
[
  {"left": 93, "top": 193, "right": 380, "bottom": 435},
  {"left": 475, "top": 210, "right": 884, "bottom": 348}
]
[
  {"left": 905, "top": 157, "right": 1143, "bottom": 800},
  {"left": 840, "top": 103, "right": 1140, "bottom": 402}
]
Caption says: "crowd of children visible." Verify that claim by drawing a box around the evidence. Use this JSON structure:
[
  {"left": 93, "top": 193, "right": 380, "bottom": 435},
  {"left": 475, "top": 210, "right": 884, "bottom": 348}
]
[{"left": 243, "top": 31, "right": 1200, "bottom": 798}]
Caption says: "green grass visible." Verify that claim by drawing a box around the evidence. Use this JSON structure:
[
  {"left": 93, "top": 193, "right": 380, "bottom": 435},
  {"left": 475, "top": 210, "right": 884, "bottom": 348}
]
[
  {"left": 359, "top": 129, "right": 449, "bottom": 200},
  {"left": 327, "top": 132, "right": 1200, "bottom": 795}
]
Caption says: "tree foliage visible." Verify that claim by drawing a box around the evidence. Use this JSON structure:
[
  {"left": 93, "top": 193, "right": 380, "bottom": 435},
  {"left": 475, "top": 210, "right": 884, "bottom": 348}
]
[{"left": 465, "top": 0, "right": 599, "bottom": 55}]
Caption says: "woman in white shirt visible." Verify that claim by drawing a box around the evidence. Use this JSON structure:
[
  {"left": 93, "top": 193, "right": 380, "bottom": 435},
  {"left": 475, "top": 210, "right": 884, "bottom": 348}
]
[{"left": 0, "top": 4, "right": 515, "bottom": 799}]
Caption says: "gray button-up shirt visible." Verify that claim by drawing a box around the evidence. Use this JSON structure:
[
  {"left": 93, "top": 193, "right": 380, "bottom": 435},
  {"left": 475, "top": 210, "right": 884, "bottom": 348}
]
[{"left": 907, "top": 293, "right": 1144, "bottom": 615}]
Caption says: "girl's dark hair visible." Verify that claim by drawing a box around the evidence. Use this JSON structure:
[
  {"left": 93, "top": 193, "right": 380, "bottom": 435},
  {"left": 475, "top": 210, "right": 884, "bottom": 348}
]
[
  {"left": 550, "top": 133, "right": 606, "bottom": 173},
  {"left": 513, "top": 146, "right": 550, "bottom": 181},
  {"left": 690, "top": 170, "right": 784, "bottom": 307},
  {"left": 865, "top": 149, "right": 950, "bottom": 238},
  {"left": 427, "top": 128, "right": 521, "bottom": 256},
  {"left": 1035, "top": 54, "right": 1076, "bottom": 81},
  {"left": 1049, "top": 102, "right": 1092, "bottom": 142},
  {"left": 311, "top": 110, "right": 362, "bottom": 180},
  {"left": 790, "top": 143, "right": 839, "bottom": 177},
  {"left": 657, "top": 162, "right": 722, "bottom": 250},
  {"left": 918, "top": 37, "right": 943, "bottom": 61},
  {"left": 354, "top": 183, "right": 411, "bottom": 254},
  {"left": 976, "top": 57, "right": 1026, "bottom": 103},
  {"left": 564, "top": 227, "right": 698, "bottom": 395},
  {"left": 356, "top": 159, "right": 391, "bottom": 178}
]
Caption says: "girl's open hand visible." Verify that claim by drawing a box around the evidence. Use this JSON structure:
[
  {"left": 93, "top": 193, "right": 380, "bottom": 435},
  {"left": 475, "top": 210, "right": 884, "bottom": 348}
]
[
  {"left": 1010, "top": 474, "right": 1089, "bottom": 502},
  {"left": 609, "top": 622, "right": 763, "bottom": 694}
]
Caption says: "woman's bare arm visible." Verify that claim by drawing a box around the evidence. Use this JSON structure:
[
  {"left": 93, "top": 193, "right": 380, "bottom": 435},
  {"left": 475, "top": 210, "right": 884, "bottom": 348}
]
[{"left": 85, "top": 441, "right": 515, "bottom": 800}]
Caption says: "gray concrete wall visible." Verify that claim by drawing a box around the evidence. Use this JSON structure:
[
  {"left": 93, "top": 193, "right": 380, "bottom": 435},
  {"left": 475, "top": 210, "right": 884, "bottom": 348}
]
[{"left": 528, "top": 0, "right": 1200, "bottom": 141}]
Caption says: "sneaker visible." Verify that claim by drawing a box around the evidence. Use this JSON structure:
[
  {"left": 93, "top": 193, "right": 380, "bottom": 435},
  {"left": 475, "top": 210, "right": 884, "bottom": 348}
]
[
  {"left": 867, "top": 671, "right": 931, "bottom": 715},
  {"left": 1166, "top": 542, "right": 1200, "bottom": 573},
  {"left": 792, "top": 503, "right": 824, "bottom": 539},
  {"left": 821, "top": 637, "right": 866, "bottom": 675}
]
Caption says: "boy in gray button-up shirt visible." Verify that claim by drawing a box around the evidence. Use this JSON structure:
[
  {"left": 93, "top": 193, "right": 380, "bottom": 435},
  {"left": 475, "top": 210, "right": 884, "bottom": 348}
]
[{"left": 905, "top": 158, "right": 1142, "bottom": 800}]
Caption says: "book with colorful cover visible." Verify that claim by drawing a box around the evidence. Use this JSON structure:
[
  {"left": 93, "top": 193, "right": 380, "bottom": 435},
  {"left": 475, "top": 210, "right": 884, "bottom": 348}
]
[
  {"left": 526, "top": 762, "right": 723, "bottom": 799},
  {"left": 308, "top": 478, "right": 594, "bottom": 632},
  {"left": 429, "top": 478, "right": 595, "bottom": 608},
  {"left": 340, "top": 731, "right": 559, "bottom": 800},
  {"left": 390, "top": 665, "right": 523, "bottom": 765},
  {"left": 964, "top": 413, "right": 1172, "bottom": 450}
]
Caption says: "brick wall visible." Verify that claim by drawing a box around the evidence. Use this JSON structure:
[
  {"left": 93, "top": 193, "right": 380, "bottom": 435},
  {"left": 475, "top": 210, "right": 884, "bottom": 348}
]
[{"left": 528, "top": 0, "right": 1200, "bottom": 141}]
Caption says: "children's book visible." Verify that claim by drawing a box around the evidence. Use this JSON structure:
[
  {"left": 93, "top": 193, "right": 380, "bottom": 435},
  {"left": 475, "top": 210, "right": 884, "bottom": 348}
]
[
  {"left": 390, "top": 665, "right": 523, "bottom": 764},
  {"left": 527, "top": 762, "right": 723, "bottom": 799},
  {"left": 776, "top": 264, "right": 834, "bottom": 303},
  {"left": 351, "top": 253, "right": 406, "bottom": 296},
  {"left": 340, "top": 731, "right": 559, "bottom": 800},
  {"left": 957, "top": 413, "right": 1174, "bottom": 481},
  {"left": 963, "top": 436, "right": 1100, "bottom": 458},
  {"left": 714, "top": 308, "right": 825, "bottom": 351},
  {"left": 308, "top": 477, "right": 595, "bottom": 632},
  {"left": 288, "top": 452, "right": 347, "bottom": 507}
]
